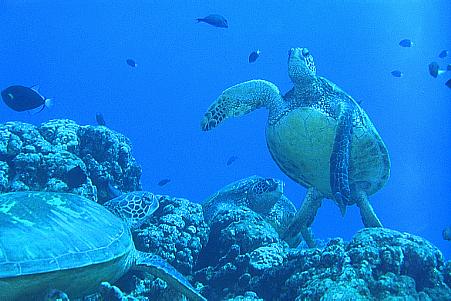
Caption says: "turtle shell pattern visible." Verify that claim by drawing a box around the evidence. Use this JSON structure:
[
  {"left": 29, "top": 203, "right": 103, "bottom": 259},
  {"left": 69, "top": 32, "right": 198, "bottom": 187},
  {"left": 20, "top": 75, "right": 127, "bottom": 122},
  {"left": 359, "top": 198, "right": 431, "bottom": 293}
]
[{"left": 0, "top": 192, "right": 134, "bottom": 299}]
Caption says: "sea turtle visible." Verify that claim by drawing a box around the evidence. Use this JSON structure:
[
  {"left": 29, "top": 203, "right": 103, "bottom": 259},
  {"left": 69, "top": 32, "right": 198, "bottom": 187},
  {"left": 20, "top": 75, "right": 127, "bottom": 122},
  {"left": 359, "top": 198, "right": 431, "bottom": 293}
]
[
  {"left": 0, "top": 191, "right": 206, "bottom": 301},
  {"left": 201, "top": 47, "right": 390, "bottom": 248},
  {"left": 202, "top": 175, "right": 296, "bottom": 236},
  {"left": 202, "top": 175, "right": 284, "bottom": 222}
]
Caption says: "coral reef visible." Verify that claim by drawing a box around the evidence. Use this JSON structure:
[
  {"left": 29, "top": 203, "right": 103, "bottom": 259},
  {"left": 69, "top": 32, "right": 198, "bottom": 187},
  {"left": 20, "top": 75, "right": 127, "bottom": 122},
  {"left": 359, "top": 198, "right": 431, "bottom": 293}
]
[
  {"left": 134, "top": 195, "right": 209, "bottom": 275},
  {"left": 0, "top": 119, "right": 141, "bottom": 203},
  {"left": 196, "top": 225, "right": 451, "bottom": 300},
  {"left": 1, "top": 120, "right": 449, "bottom": 300}
]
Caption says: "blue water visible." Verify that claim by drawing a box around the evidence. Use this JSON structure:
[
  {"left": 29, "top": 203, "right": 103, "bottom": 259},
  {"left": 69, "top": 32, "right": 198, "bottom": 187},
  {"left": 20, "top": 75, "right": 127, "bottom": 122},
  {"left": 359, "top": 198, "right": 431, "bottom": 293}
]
[{"left": 1, "top": 1, "right": 450, "bottom": 260}]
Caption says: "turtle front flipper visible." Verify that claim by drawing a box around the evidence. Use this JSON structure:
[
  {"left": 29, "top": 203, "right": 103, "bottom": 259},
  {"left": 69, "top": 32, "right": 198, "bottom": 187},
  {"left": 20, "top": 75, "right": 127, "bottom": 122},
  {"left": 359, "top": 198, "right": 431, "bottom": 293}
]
[
  {"left": 281, "top": 187, "right": 323, "bottom": 248},
  {"left": 330, "top": 102, "right": 354, "bottom": 216},
  {"left": 201, "top": 79, "right": 283, "bottom": 131},
  {"left": 134, "top": 252, "right": 206, "bottom": 301}
]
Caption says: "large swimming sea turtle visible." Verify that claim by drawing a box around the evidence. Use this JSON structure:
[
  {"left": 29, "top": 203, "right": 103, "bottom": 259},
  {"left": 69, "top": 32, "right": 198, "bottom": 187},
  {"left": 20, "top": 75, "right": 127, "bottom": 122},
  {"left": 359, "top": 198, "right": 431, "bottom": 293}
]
[
  {"left": 0, "top": 191, "right": 206, "bottom": 301},
  {"left": 201, "top": 47, "right": 390, "bottom": 248}
]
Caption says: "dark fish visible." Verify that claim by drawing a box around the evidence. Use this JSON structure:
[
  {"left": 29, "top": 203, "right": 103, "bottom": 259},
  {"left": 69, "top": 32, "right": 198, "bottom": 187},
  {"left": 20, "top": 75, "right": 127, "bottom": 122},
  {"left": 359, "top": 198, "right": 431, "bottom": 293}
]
[
  {"left": 438, "top": 50, "right": 448, "bottom": 59},
  {"left": 248, "top": 50, "right": 261, "bottom": 63},
  {"left": 96, "top": 112, "right": 106, "bottom": 126},
  {"left": 126, "top": 58, "right": 137, "bottom": 67},
  {"left": 428, "top": 62, "right": 441, "bottom": 78},
  {"left": 1, "top": 85, "right": 52, "bottom": 112},
  {"left": 226, "top": 155, "right": 238, "bottom": 166},
  {"left": 443, "top": 226, "right": 451, "bottom": 241},
  {"left": 66, "top": 165, "right": 87, "bottom": 189},
  {"left": 445, "top": 79, "right": 451, "bottom": 89},
  {"left": 399, "top": 39, "right": 413, "bottom": 47},
  {"left": 447, "top": 64, "right": 451, "bottom": 71},
  {"left": 196, "top": 14, "right": 228, "bottom": 28},
  {"left": 391, "top": 70, "right": 403, "bottom": 78},
  {"left": 158, "top": 178, "right": 171, "bottom": 186}
]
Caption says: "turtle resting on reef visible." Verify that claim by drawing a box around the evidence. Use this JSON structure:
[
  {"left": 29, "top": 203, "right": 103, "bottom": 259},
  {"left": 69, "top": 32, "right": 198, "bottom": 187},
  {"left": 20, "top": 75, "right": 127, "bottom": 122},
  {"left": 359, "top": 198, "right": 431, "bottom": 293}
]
[
  {"left": 203, "top": 175, "right": 298, "bottom": 238},
  {"left": 202, "top": 175, "right": 284, "bottom": 223},
  {"left": 201, "top": 47, "right": 390, "bottom": 248},
  {"left": 0, "top": 191, "right": 206, "bottom": 301}
]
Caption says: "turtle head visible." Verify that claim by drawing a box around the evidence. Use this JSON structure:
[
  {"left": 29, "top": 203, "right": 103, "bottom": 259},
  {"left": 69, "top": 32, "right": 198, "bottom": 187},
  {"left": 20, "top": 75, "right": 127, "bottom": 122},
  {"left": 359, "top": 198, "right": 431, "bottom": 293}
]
[
  {"left": 246, "top": 177, "right": 284, "bottom": 213},
  {"left": 104, "top": 191, "right": 160, "bottom": 229},
  {"left": 288, "top": 47, "right": 316, "bottom": 85}
]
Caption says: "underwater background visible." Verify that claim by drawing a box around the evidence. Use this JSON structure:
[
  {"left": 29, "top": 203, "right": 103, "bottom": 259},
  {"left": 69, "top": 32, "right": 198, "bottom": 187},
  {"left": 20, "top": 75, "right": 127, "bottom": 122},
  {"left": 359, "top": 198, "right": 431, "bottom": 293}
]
[{"left": 0, "top": 0, "right": 449, "bottom": 266}]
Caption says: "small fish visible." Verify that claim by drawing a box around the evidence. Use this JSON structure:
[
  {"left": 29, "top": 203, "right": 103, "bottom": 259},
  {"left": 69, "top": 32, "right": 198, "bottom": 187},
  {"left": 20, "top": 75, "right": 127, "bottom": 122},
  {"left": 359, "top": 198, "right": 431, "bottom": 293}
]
[
  {"left": 391, "top": 70, "right": 403, "bottom": 78},
  {"left": 66, "top": 165, "right": 87, "bottom": 189},
  {"left": 196, "top": 14, "right": 228, "bottom": 28},
  {"left": 447, "top": 64, "right": 451, "bottom": 71},
  {"left": 126, "top": 58, "right": 137, "bottom": 67},
  {"left": 428, "top": 62, "right": 445, "bottom": 78},
  {"left": 443, "top": 226, "right": 451, "bottom": 241},
  {"left": 158, "top": 178, "right": 171, "bottom": 186},
  {"left": 438, "top": 50, "right": 448, "bottom": 59},
  {"left": 96, "top": 112, "right": 106, "bottom": 126},
  {"left": 1, "top": 85, "right": 52, "bottom": 112},
  {"left": 226, "top": 155, "right": 238, "bottom": 166},
  {"left": 399, "top": 39, "right": 413, "bottom": 47},
  {"left": 107, "top": 180, "right": 122, "bottom": 198},
  {"left": 445, "top": 79, "right": 451, "bottom": 89},
  {"left": 248, "top": 50, "right": 261, "bottom": 63}
]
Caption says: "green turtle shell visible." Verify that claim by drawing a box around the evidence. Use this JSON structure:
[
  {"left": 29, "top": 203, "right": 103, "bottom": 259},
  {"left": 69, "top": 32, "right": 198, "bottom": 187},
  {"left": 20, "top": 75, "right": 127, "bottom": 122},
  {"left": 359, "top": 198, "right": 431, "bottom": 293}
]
[
  {"left": 0, "top": 192, "right": 134, "bottom": 300},
  {"left": 266, "top": 102, "right": 390, "bottom": 199}
]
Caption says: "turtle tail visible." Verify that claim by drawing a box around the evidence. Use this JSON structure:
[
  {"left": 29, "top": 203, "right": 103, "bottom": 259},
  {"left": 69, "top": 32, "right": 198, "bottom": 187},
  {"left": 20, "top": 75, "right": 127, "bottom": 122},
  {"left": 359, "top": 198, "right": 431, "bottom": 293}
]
[{"left": 201, "top": 79, "right": 282, "bottom": 131}]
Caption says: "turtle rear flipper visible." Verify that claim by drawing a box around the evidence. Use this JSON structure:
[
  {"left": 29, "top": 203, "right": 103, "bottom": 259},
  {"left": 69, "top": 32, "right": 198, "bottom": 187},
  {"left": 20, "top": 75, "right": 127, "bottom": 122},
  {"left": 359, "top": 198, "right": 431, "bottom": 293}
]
[
  {"left": 355, "top": 190, "right": 383, "bottom": 227},
  {"left": 282, "top": 187, "right": 323, "bottom": 248},
  {"left": 134, "top": 252, "right": 206, "bottom": 301},
  {"left": 330, "top": 102, "right": 354, "bottom": 216}
]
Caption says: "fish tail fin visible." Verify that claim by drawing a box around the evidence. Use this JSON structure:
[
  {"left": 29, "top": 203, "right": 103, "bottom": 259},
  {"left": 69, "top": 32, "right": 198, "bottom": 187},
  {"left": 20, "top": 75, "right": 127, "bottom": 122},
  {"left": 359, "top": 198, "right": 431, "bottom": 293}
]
[{"left": 45, "top": 98, "right": 53, "bottom": 108}]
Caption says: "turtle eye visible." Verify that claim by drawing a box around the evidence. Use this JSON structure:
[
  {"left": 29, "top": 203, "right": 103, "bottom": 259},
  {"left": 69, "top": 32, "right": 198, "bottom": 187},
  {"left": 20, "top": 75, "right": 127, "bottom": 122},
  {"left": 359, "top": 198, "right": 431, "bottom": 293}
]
[{"left": 302, "top": 48, "right": 310, "bottom": 57}]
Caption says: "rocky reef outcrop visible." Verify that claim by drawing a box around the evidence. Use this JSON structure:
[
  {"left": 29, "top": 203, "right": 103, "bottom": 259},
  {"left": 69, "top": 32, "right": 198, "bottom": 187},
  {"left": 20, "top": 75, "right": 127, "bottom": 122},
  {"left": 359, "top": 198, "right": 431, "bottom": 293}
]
[
  {"left": 1, "top": 119, "right": 449, "bottom": 300},
  {"left": 0, "top": 119, "right": 141, "bottom": 203}
]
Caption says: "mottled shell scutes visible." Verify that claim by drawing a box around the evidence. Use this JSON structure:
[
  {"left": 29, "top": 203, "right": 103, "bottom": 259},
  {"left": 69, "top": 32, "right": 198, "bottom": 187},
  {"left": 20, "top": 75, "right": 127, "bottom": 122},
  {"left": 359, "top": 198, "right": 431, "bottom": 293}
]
[{"left": 0, "top": 191, "right": 133, "bottom": 278}]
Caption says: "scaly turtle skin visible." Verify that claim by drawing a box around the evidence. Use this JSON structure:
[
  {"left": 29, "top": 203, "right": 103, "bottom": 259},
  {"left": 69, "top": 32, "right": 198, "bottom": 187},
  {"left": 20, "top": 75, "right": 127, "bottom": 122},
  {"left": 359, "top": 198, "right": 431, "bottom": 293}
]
[
  {"left": 201, "top": 47, "right": 390, "bottom": 248},
  {"left": 0, "top": 191, "right": 206, "bottom": 301}
]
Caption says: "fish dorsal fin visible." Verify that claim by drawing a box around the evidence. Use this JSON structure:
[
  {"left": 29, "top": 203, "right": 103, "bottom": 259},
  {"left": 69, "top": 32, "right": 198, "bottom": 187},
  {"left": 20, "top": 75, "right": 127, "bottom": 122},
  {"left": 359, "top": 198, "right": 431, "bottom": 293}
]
[{"left": 30, "top": 84, "right": 40, "bottom": 92}]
